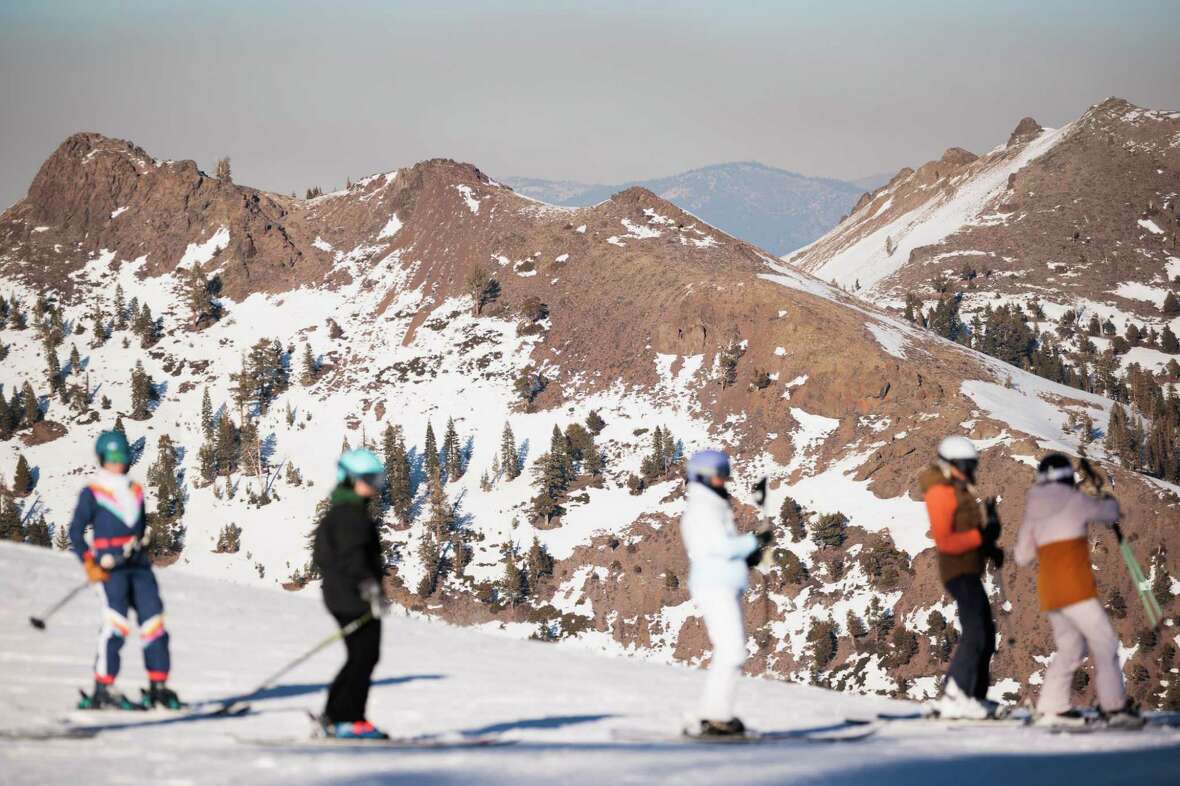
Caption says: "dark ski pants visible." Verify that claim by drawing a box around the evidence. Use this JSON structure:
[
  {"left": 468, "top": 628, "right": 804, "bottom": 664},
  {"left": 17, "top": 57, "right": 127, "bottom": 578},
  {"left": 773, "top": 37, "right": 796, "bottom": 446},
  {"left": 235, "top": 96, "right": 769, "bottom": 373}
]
[
  {"left": 325, "top": 612, "right": 381, "bottom": 723},
  {"left": 945, "top": 574, "right": 995, "bottom": 700},
  {"left": 95, "top": 567, "right": 170, "bottom": 683}
]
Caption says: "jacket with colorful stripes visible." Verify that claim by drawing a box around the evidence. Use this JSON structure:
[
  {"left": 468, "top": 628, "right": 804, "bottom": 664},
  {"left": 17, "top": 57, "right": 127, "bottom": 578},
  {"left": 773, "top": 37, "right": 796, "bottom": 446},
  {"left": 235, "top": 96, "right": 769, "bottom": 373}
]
[{"left": 68, "top": 469, "right": 150, "bottom": 569}]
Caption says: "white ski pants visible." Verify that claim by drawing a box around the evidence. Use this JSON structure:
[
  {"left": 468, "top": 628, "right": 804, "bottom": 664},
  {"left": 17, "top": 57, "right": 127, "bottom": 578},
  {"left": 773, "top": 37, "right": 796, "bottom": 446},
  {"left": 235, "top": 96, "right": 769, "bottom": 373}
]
[
  {"left": 693, "top": 587, "right": 747, "bottom": 720},
  {"left": 1037, "top": 597, "right": 1126, "bottom": 715}
]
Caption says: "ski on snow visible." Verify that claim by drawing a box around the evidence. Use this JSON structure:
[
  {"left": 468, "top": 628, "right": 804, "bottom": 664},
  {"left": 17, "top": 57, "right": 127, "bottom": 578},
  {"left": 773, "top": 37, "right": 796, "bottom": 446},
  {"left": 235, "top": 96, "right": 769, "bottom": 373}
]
[
  {"left": 612, "top": 721, "right": 878, "bottom": 745},
  {"left": 234, "top": 734, "right": 515, "bottom": 750}
]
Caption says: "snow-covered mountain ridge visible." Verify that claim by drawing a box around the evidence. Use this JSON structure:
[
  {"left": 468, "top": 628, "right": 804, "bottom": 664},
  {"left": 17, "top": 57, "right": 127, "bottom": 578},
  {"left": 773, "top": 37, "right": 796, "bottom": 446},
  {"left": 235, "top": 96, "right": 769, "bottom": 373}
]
[{"left": 0, "top": 131, "right": 1177, "bottom": 710}]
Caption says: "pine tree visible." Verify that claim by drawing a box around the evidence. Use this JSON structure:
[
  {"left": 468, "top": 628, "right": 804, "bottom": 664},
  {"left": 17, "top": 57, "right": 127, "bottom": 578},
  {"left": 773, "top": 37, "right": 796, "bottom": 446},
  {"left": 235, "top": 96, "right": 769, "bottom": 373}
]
[
  {"left": 197, "top": 440, "right": 217, "bottom": 485},
  {"left": 780, "top": 496, "right": 807, "bottom": 542},
  {"left": 450, "top": 532, "right": 470, "bottom": 577},
  {"left": 467, "top": 268, "right": 500, "bottom": 315},
  {"left": 135, "top": 302, "right": 158, "bottom": 347},
  {"left": 44, "top": 342, "right": 63, "bottom": 395},
  {"left": 425, "top": 466, "right": 454, "bottom": 541},
  {"left": 1162, "top": 325, "right": 1180, "bottom": 354},
  {"left": 200, "top": 388, "right": 214, "bottom": 439},
  {"left": 216, "top": 156, "right": 232, "bottom": 181},
  {"left": 585, "top": 440, "right": 605, "bottom": 477},
  {"left": 300, "top": 344, "right": 318, "bottom": 385},
  {"left": 21, "top": 381, "right": 39, "bottom": 425},
  {"left": 13, "top": 454, "right": 32, "bottom": 496},
  {"left": 501, "top": 540, "right": 525, "bottom": 605},
  {"left": 214, "top": 523, "right": 242, "bottom": 553},
  {"left": 240, "top": 419, "right": 262, "bottom": 479},
  {"left": 382, "top": 424, "right": 412, "bottom": 525},
  {"left": 52, "top": 521, "right": 70, "bottom": 550},
  {"left": 1163, "top": 291, "right": 1180, "bottom": 317},
  {"left": 130, "top": 361, "right": 154, "bottom": 419},
  {"left": 416, "top": 532, "right": 441, "bottom": 596},
  {"left": 25, "top": 514, "right": 51, "bottom": 547},
  {"left": 0, "top": 496, "right": 21, "bottom": 541},
  {"left": 215, "top": 414, "right": 239, "bottom": 480},
  {"left": 147, "top": 434, "right": 184, "bottom": 542},
  {"left": 845, "top": 610, "right": 868, "bottom": 640},
  {"left": 0, "top": 394, "right": 11, "bottom": 440},
  {"left": 525, "top": 536, "right": 554, "bottom": 590},
  {"left": 500, "top": 422, "right": 519, "bottom": 480},
  {"left": 182, "top": 260, "right": 219, "bottom": 326},
  {"left": 113, "top": 285, "right": 127, "bottom": 330},
  {"left": 68, "top": 344, "right": 81, "bottom": 376},
  {"left": 424, "top": 422, "right": 439, "bottom": 480},
  {"left": 811, "top": 512, "right": 848, "bottom": 548},
  {"left": 585, "top": 410, "right": 606, "bottom": 435},
  {"left": 113, "top": 414, "right": 126, "bottom": 437},
  {"left": 442, "top": 417, "right": 463, "bottom": 481}
]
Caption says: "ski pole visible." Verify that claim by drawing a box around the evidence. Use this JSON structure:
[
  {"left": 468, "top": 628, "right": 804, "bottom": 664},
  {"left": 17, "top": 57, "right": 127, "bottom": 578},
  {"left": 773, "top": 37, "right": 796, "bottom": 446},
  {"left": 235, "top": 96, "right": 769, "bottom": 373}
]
[
  {"left": 1119, "top": 541, "right": 1163, "bottom": 627},
  {"left": 215, "top": 610, "right": 374, "bottom": 715},
  {"left": 29, "top": 581, "right": 90, "bottom": 630}
]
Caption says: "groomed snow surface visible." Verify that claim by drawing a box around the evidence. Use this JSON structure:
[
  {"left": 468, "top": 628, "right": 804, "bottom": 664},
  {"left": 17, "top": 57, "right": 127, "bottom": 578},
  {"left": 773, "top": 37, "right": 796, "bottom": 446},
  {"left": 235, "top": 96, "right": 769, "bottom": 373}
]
[{"left": 2, "top": 544, "right": 1178, "bottom": 786}]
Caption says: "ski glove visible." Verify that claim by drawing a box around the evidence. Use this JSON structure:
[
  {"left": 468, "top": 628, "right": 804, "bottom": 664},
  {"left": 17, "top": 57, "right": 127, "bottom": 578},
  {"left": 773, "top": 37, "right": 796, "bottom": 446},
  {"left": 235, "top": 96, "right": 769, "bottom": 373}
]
[
  {"left": 83, "top": 554, "right": 110, "bottom": 583},
  {"left": 745, "top": 530, "right": 774, "bottom": 568},
  {"left": 981, "top": 498, "right": 1001, "bottom": 544},
  {"left": 359, "top": 578, "right": 391, "bottom": 618}
]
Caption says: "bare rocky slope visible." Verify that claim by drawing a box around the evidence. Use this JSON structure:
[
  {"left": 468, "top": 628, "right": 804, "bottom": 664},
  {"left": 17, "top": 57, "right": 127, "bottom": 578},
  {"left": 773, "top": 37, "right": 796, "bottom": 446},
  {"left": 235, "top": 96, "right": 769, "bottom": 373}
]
[{"left": 1, "top": 130, "right": 1177, "bottom": 709}]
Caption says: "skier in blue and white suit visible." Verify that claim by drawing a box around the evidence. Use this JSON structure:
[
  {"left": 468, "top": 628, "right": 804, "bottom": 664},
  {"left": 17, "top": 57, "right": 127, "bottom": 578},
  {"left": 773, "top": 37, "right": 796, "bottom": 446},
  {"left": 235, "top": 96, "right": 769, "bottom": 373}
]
[
  {"left": 680, "top": 450, "right": 771, "bottom": 737},
  {"left": 69, "top": 430, "right": 181, "bottom": 711}
]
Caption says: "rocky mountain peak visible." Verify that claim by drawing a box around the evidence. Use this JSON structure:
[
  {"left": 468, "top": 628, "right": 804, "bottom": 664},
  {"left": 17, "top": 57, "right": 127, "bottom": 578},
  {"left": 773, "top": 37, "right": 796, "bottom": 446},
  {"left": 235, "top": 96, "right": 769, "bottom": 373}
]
[{"left": 1006, "top": 117, "right": 1043, "bottom": 147}]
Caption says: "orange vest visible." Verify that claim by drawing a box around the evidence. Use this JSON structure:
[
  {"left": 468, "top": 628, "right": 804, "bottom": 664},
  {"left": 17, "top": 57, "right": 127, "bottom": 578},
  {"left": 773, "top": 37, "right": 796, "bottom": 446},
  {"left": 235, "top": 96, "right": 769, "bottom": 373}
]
[{"left": 1036, "top": 537, "right": 1098, "bottom": 611}]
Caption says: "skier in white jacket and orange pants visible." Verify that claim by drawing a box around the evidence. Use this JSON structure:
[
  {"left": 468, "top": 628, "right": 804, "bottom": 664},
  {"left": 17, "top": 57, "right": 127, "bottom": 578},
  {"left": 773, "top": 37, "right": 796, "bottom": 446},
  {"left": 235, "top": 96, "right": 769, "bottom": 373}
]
[
  {"left": 1014, "top": 453, "right": 1141, "bottom": 728},
  {"left": 680, "top": 450, "right": 771, "bottom": 737}
]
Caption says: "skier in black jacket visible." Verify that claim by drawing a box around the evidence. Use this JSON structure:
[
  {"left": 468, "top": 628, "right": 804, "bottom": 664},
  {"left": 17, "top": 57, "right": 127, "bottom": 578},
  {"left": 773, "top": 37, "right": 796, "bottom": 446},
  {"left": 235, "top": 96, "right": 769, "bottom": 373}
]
[{"left": 312, "top": 448, "right": 391, "bottom": 739}]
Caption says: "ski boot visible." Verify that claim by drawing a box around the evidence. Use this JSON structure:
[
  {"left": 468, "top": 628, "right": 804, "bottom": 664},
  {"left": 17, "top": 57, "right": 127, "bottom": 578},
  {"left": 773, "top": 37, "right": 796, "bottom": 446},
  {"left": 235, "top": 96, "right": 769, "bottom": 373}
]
[
  {"left": 691, "top": 717, "right": 747, "bottom": 738},
  {"left": 933, "top": 680, "right": 992, "bottom": 720},
  {"left": 1033, "top": 708, "right": 1087, "bottom": 728},
  {"left": 77, "top": 682, "right": 142, "bottom": 711},
  {"left": 326, "top": 719, "right": 390, "bottom": 740},
  {"left": 1101, "top": 700, "right": 1145, "bottom": 730},
  {"left": 141, "top": 681, "right": 185, "bottom": 710}
]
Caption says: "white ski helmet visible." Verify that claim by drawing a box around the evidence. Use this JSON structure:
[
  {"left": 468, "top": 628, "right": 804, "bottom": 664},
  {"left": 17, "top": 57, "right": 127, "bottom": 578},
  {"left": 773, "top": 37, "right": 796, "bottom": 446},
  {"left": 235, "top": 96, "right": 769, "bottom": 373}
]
[
  {"left": 937, "top": 435, "right": 979, "bottom": 480},
  {"left": 937, "top": 436, "right": 978, "bottom": 462}
]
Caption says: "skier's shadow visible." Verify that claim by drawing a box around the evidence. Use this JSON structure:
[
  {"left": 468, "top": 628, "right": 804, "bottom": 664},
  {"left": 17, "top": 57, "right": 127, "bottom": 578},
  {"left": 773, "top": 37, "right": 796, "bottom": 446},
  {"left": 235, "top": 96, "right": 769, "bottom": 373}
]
[
  {"left": 458, "top": 713, "right": 614, "bottom": 737},
  {"left": 220, "top": 674, "right": 446, "bottom": 705}
]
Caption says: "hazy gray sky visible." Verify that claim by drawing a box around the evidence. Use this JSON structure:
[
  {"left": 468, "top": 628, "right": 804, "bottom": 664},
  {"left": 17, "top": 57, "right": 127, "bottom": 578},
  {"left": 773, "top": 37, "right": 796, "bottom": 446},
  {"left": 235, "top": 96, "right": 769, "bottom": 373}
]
[{"left": 2, "top": 1, "right": 1178, "bottom": 208}]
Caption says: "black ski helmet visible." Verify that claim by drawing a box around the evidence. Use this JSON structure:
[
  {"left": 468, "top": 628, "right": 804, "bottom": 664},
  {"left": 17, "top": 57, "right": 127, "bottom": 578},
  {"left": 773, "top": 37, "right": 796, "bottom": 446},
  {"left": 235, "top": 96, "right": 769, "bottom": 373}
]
[{"left": 1035, "top": 453, "right": 1075, "bottom": 486}]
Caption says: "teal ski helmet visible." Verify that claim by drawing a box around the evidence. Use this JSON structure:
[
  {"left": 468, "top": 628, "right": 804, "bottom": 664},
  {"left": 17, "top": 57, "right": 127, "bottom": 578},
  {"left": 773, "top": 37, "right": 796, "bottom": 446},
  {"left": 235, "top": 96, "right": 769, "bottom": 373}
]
[
  {"left": 95, "top": 430, "right": 131, "bottom": 465},
  {"left": 337, "top": 448, "right": 385, "bottom": 488}
]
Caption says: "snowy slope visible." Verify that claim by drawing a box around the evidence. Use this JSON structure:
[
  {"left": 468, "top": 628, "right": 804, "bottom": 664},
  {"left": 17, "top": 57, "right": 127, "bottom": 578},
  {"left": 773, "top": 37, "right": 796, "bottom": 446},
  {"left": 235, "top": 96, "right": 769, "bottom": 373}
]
[
  {"left": 786, "top": 125, "right": 1070, "bottom": 292},
  {"left": 3, "top": 542, "right": 1179, "bottom": 786}
]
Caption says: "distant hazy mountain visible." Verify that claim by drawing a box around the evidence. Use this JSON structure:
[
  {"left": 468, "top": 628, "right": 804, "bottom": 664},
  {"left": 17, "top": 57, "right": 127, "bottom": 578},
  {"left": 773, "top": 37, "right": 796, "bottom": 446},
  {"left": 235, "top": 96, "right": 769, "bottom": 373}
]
[{"left": 503, "top": 162, "right": 867, "bottom": 256}]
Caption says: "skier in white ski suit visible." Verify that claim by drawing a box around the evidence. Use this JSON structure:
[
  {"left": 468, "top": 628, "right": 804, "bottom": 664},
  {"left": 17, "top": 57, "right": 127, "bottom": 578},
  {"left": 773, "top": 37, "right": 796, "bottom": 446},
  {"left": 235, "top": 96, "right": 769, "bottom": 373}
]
[
  {"left": 1014, "top": 452, "right": 1140, "bottom": 728},
  {"left": 680, "top": 450, "right": 770, "bottom": 736}
]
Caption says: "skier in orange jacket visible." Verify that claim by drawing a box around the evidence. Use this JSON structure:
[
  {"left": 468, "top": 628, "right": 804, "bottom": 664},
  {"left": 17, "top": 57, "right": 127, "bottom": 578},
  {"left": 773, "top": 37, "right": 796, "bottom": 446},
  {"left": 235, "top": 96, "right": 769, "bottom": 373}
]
[{"left": 920, "top": 436, "right": 1001, "bottom": 719}]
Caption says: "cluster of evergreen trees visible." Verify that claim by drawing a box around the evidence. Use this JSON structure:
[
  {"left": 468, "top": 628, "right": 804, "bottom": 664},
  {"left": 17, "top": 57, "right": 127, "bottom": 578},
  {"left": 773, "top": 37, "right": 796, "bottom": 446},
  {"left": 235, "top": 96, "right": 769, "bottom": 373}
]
[
  {"left": 0, "top": 493, "right": 51, "bottom": 548},
  {"left": 498, "top": 534, "right": 554, "bottom": 606},
  {"left": 0, "top": 293, "right": 29, "bottom": 331},
  {"left": 530, "top": 416, "right": 606, "bottom": 523},
  {"left": 903, "top": 286, "right": 1180, "bottom": 484},
  {"left": 627, "top": 425, "right": 677, "bottom": 494},
  {"left": 233, "top": 338, "right": 291, "bottom": 415},
  {"left": 0, "top": 382, "right": 45, "bottom": 440}
]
